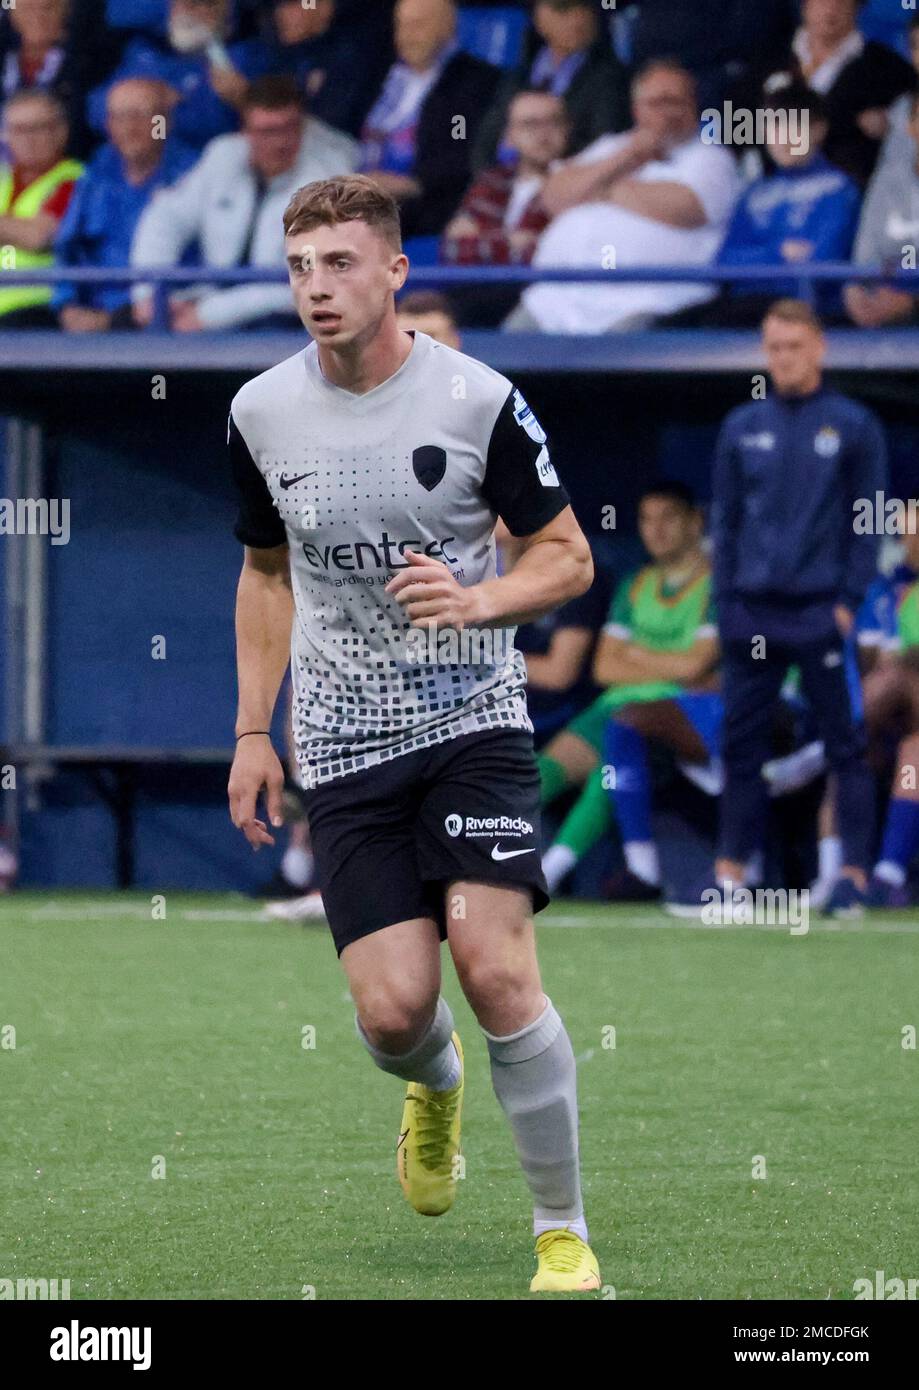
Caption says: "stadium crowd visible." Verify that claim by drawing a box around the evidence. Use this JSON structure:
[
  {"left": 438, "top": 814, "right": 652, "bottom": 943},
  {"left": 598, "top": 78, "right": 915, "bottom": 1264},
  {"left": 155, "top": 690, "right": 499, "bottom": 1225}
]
[{"left": 2, "top": 0, "right": 919, "bottom": 331}]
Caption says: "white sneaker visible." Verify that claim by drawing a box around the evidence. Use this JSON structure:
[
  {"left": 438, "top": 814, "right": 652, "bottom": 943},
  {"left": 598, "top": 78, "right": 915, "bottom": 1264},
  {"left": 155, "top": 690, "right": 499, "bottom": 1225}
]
[
  {"left": 763, "top": 740, "right": 826, "bottom": 796},
  {"left": 677, "top": 756, "right": 723, "bottom": 797},
  {"left": 262, "top": 892, "right": 327, "bottom": 922},
  {"left": 808, "top": 877, "right": 834, "bottom": 911}
]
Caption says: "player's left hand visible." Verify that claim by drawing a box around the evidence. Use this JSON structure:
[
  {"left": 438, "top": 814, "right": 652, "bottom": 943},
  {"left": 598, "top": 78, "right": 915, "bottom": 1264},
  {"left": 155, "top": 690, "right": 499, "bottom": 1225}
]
[
  {"left": 834, "top": 603, "right": 854, "bottom": 638},
  {"left": 385, "top": 549, "right": 484, "bottom": 630}
]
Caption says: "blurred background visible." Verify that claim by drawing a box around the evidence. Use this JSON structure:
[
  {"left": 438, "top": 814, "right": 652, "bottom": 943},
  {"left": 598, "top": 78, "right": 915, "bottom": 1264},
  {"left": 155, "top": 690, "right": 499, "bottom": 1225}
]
[{"left": 0, "top": 0, "right": 917, "bottom": 898}]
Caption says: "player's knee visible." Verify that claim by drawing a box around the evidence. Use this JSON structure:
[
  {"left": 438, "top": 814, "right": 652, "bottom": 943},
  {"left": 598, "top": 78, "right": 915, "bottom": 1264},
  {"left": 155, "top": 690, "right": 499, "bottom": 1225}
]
[
  {"left": 455, "top": 952, "right": 532, "bottom": 1023},
  {"left": 356, "top": 987, "right": 438, "bottom": 1054}
]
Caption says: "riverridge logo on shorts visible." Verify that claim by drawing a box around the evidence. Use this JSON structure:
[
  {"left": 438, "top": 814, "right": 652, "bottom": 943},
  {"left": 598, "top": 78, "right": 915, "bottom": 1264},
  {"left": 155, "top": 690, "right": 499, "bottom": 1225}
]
[{"left": 444, "top": 813, "right": 534, "bottom": 840}]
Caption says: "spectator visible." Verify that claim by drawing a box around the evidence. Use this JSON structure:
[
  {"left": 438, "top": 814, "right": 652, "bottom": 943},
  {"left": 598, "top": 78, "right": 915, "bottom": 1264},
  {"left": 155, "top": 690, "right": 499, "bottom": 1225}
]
[
  {"left": 509, "top": 60, "right": 739, "bottom": 333},
  {"left": 0, "top": 0, "right": 69, "bottom": 95},
  {"left": 395, "top": 289, "right": 460, "bottom": 347},
  {"left": 860, "top": 521, "right": 919, "bottom": 907},
  {"left": 537, "top": 481, "right": 718, "bottom": 900},
  {"left": 0, "top": 89, "right": 82, "bottom": 326},
  {"left": 130, "top": 74, "right": 358, "bottom": 331},
  {"left": 844, "top": 92, "right": 919, "bottom": 327},
  {"left": 473, "top": 0, "right": 629, "bottom": 170},
  {"left": 53, "top": 77, "right": 197, "bottom": 331},
  {"left": 0, "top": 0, "right": 121, "bottom": 158},
  {"left": 443, "top": 89, "right": 566, "bottom": 267},
  {"left": 88, "top": 0, "right": 276, "bottom": 153},
  {"left": 618, "top": 0, "right": 799, "bottom": 112},
  {"left": 711, "top": 87, "right": 861, "bottom": 325},
  {"left": 875, "top": 13, "right": 919, "bottom": 170},
  {"left": 743, "top": 0, "right": 914, "bottom": 186},
  {"left": 269, "top": 0, "right": 390, "bottom": 139},
  {"left": 359, "top": 0, "right": 501, "bottom": 237}
]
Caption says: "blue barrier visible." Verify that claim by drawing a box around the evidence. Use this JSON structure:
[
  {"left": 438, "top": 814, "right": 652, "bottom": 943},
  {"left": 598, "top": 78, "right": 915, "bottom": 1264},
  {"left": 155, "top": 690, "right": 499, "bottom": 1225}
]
[{"left": 2, "top": 263, "right": 919, "bottom": 328}]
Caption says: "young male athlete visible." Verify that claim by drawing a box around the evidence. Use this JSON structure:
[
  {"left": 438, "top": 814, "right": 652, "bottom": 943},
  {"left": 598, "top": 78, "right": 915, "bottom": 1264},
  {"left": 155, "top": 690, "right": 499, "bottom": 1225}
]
[{"left": 226, "top": 175, "right": 599, "bottom": 1293}]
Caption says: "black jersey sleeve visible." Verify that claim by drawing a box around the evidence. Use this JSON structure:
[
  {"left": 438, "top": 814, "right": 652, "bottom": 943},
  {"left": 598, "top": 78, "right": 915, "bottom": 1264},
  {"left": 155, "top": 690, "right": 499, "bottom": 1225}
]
[
  {"left": 481, "top": 387, "right": 571, "bottom": 538},
  {"left": 229, "top": 411, "right": 287, "bottom": 549}
]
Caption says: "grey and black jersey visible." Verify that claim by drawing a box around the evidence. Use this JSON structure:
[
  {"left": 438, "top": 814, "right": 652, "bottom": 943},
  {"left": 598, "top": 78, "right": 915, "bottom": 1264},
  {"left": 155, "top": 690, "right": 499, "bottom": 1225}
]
[{"left": 229, "top": 330, "right": 570, "bottom": 786}]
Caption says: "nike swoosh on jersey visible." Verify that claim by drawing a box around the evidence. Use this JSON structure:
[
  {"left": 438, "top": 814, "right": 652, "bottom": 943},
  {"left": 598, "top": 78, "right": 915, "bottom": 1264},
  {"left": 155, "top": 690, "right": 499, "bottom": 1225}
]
[
  {"left": 491, "top": 844, "right": 536, "bottom": 861},
  {"left": 280, "top": 472, "right": 317, "bottom": 489}
]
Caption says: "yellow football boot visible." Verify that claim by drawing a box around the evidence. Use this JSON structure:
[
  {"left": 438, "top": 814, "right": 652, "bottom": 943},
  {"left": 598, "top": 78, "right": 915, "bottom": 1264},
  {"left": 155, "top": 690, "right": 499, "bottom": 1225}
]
[
  {"left": 396, "top": 1032, "right": 464, "bottom": 1216},
  {"left": 530, "top": 1229, "right": 601, "bottom": 1293}
]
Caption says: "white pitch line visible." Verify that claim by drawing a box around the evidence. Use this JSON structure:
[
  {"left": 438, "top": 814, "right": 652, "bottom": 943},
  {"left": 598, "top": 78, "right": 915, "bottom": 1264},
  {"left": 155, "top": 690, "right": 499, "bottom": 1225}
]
[
  {"left": 4, "top": 901, "right": 153, "bottom": 920},
  {"left": 0, "top": 902, "right": 264, "bottom": 924},
  {"left": 2, "top": 903, "right": 918, "bottom": 935},
  {"left": 180, "top": 909, "right": 270, "bottom": 922},
  {"left": 541, "top": 912, "right": 919, "bottom": 936}
]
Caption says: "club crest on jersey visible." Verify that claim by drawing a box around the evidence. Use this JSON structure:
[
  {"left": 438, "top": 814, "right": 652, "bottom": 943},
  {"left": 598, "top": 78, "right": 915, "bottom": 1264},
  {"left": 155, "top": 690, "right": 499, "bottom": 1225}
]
[
  {"left": 814, "top": 426, "right": 840, "bottom": 458},
  {"left": 412, "top": 444, "right": 447, "bottom": 491}
]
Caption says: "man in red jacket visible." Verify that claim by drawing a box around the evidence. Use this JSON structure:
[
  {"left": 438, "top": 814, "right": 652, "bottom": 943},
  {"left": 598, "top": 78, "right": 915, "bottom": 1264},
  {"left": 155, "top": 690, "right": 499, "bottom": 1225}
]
[{"left": 442, "top": 88, "right": 568, "bottom": 267}]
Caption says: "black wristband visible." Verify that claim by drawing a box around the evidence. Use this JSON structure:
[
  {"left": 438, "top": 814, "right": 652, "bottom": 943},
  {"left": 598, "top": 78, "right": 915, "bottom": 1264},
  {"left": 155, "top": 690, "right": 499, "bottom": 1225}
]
[{"left": 236, "top": 731, "right": 270, "bottom": 741}]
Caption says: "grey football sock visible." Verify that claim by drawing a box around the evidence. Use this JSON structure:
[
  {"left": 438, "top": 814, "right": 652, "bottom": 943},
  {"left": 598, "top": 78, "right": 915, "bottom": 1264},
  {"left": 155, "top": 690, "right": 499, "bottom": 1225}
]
[
  {"left": 484, "top": 996, "right": 585, "bottom": 1233},
  {"left": 355, "top": 994, "right": 461, "bottom": 1091}
]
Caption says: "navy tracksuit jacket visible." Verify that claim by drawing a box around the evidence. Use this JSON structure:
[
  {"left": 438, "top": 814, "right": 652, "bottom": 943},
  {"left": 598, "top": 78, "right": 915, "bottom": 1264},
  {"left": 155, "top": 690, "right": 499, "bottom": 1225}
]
[{"left": 710, "top": 385, "right": 887, "bottom": 869}]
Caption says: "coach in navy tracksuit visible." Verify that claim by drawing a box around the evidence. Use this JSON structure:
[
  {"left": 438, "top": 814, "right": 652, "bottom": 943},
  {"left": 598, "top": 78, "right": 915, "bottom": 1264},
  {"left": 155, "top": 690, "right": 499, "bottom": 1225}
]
[{"left": 709, "top": 298, "right": 887, "bottom": 915}]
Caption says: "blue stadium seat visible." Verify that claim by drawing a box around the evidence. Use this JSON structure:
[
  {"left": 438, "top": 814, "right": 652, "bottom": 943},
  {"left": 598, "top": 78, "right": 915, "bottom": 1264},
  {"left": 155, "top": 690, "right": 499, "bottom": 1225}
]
[
  {"left": 456, "top": 6, "right": 529, "bottom": 69},
  {"left": 402, "top": 236, "right": 441, "bottom": 267},
  {"left": 859, "top": 0, "right": 912, "bottom": 57},
  {"left": 105, "top": 0, "right": 166, "bottom": 34}
]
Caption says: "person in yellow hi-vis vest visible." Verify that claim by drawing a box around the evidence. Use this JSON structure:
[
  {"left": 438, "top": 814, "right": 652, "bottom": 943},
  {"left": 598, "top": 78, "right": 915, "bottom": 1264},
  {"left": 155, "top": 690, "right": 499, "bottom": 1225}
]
[{"left": 0, "top": 89, "right": 83, "bottom": 326}]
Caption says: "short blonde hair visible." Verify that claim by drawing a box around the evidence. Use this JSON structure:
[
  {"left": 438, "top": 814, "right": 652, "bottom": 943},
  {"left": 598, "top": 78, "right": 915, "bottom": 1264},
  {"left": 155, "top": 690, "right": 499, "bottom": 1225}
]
[
  {"left": 762, "top": 298, "right": 824, "bottom": 333},
  {"left": 283, "top": 175, "right": 402, "bottom": 252}
]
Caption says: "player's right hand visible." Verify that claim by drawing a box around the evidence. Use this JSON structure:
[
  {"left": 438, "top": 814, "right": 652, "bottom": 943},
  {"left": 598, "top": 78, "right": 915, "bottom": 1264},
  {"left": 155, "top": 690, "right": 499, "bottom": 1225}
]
[{"left": 228, "top": 734, "right": 285, "bottom": 850}]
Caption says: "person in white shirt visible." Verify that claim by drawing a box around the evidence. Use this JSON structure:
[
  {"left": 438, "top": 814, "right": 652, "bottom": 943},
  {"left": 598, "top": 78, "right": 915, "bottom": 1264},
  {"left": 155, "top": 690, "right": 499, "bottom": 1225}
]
[
  {"left": 506, "top": 59, "right": 740, "bottom": 333},
  {"left": 875, "top": 14, "right": 919, "bottom": 174},
  {"left": 131, "top": 74, "right": 358, "bottom": 331}
]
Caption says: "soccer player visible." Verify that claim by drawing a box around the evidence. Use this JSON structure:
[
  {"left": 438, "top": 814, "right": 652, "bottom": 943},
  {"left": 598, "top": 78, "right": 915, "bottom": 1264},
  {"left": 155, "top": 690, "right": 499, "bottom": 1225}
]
[
  {"left": 226, "top": 174, "right": 600, "bottom": 1292},
  {"left": 706, "top": 298, "right": 887, "bottom": 917},
  {"left": 540, "top": 482, "right": 721, "bottom": 898}
]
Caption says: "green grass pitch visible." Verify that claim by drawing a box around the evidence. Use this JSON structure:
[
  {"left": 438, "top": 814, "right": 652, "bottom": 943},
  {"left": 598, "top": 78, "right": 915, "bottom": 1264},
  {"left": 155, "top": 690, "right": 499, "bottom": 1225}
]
[{"left": 1, "top": 891, "right": 917, "bottom": 1300}]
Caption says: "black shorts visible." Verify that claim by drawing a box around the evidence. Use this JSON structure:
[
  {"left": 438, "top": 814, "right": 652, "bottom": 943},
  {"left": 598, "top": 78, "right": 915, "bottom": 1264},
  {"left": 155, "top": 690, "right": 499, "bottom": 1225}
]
[{"left": 300, "top": 728, "right": 550, "bottom": 955}]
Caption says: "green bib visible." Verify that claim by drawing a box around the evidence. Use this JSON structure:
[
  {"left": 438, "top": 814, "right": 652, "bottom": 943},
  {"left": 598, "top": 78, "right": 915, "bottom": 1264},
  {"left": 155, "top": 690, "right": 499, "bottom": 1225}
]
[
  {"left": 898, "top": 580, "right": 919, "bottom": 650},
  {"left": 602, "top": 563, "right": 716, "bottom": 703}
]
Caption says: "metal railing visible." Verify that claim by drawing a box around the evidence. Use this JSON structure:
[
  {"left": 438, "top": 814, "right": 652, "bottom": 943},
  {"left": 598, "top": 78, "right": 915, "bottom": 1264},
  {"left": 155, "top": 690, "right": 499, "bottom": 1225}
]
[{"left": 1, "top": 263, "right": 918, "bottom": 329}]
